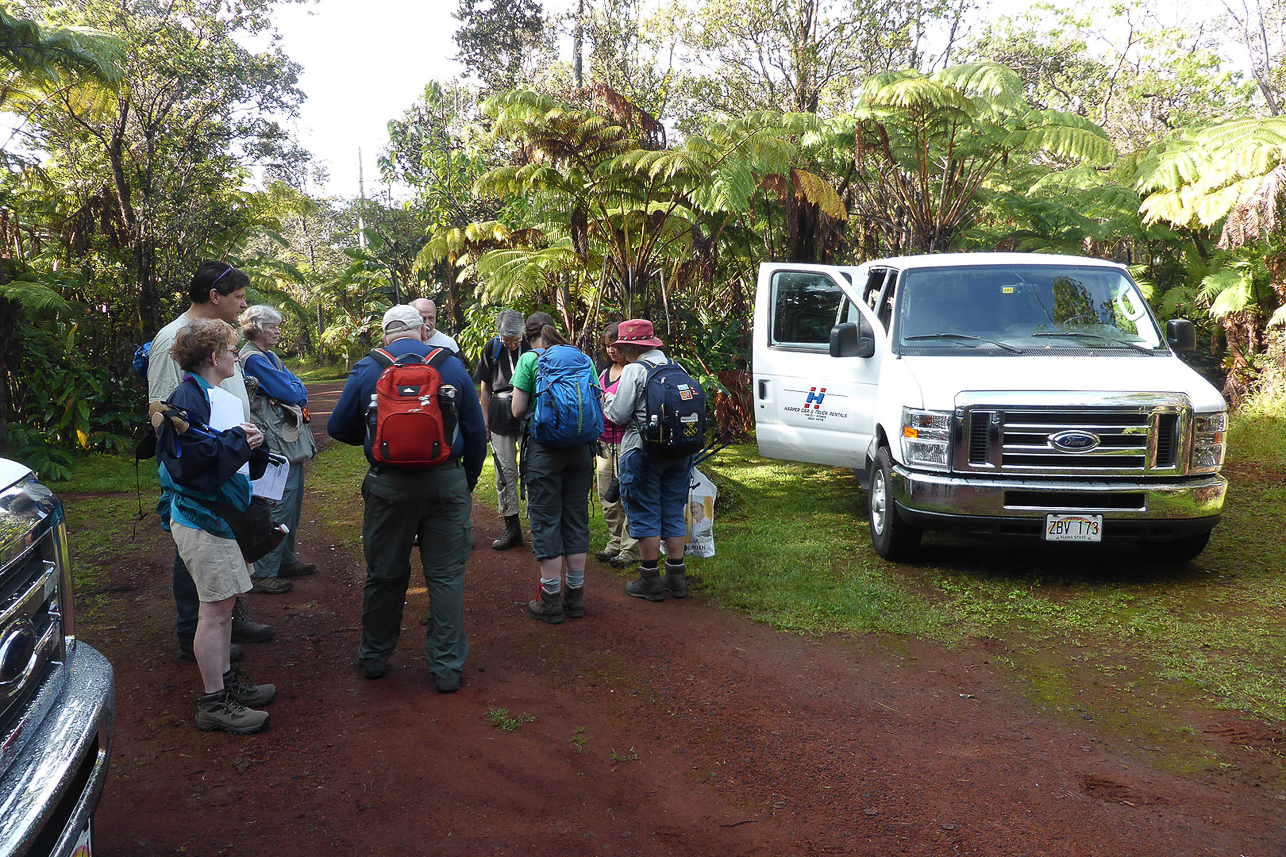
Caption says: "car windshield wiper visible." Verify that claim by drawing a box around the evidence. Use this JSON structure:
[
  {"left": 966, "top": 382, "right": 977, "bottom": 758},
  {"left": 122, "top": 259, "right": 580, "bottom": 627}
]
[
  {"left": 1030, "top": 331, "right": 1155, "bottom": 353},
  {"left": 904, "top": 332, "right": 1024, "bottom": 354}
]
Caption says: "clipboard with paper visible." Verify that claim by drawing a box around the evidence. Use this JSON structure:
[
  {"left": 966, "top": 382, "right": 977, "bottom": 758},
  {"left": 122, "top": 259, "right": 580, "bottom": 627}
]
[{"left": 251, "top": 453, "right": 290, "bottom": 501}]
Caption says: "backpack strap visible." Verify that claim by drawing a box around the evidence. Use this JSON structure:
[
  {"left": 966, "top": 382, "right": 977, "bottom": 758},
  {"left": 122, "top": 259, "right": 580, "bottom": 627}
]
[
  {"left": 424, "top": 347, "right": 450, "bottom": 371},
  {"left": 491, "top": 337, "right": 503, "bottom": 366},
  {"left": 370, "top": 347, "right": 430, "bottom": 368}
]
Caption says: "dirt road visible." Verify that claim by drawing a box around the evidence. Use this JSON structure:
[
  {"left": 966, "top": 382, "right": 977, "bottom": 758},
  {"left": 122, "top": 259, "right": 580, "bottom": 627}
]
[{"left": 81, "top": 382, "right": 1285, "bottom": 855}]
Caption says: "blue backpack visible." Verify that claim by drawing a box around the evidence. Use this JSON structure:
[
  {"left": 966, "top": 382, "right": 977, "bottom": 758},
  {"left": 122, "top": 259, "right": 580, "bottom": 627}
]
[
  {"left": 530, "top": 345, "right": 603, "bottom": 447},
  {"left": 132, "top": 341, "right": 152, "bottom": 381}
]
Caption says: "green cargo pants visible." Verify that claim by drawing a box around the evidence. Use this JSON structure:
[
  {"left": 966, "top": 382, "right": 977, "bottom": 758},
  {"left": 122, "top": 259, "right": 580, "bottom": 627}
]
[{"left": 359, "top": 462, "right": 473, "bottom": 688}]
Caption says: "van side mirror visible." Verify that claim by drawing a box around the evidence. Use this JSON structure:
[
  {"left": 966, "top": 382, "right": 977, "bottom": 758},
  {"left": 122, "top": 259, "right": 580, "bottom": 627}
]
[
  {"left": 1166, "top": 319, "right": 1196, "bottom": 353},
  {"left": 830, "top": 319, "right": 876, "bottom": 358}
]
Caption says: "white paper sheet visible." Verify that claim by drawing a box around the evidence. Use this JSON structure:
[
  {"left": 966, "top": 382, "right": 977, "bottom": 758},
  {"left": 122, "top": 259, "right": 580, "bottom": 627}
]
[{"left": 251, "top": 455, "right": 290, "bottom": 501}]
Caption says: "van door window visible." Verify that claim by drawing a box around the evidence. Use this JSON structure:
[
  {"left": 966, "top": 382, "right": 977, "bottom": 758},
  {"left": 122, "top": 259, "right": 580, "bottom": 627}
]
[{"left": 769, "top": 271, "right": 846, "bottom": 350}]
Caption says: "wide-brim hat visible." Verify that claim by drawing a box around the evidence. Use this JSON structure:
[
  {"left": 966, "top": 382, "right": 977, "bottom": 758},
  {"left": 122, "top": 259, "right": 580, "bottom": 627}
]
[
  {"left": 613, "top": 318, "right": 663, "bottom": 348},
  {"left": 382, "top": 304, "right": 424, "bottom": 334}
]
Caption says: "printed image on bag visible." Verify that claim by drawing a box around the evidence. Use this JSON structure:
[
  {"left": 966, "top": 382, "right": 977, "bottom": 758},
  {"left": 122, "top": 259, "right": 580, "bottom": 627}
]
[{"left": 685, "top": 467, "right": 716, "bottom": 558}]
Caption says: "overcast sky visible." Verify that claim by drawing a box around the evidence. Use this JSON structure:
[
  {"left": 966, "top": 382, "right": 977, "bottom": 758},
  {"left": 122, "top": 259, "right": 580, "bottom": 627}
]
[{"left": 270, "top": 0, "right": 1222, "bottom": 201}]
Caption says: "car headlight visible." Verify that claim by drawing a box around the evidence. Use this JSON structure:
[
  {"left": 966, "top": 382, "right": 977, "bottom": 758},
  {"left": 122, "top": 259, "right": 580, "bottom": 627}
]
[
  {"left": 901, "top": 408, "right": 952, "bottom": 471},
  {"left": 1190, "top": 411, "right": 1226, "bottom": 474}
]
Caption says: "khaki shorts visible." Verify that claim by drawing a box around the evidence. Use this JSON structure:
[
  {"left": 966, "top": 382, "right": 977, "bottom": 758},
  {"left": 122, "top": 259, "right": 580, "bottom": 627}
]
[{"left": 172, "top": 524, "right": 253, "bottom": 602}]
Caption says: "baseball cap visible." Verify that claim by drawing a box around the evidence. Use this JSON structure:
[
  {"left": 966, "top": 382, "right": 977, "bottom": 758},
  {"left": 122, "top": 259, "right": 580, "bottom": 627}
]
[{"left": 382, "top": 305, "right": 424, "bottom": 334}]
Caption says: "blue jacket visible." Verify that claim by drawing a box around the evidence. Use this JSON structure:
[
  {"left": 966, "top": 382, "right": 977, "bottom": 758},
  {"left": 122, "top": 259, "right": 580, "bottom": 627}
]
[
  {"left": 327, "top": 338, "right": 486, "bottom": 489},
  {"left": 157, "top": 374, "right": 269, "bottom": 537}
]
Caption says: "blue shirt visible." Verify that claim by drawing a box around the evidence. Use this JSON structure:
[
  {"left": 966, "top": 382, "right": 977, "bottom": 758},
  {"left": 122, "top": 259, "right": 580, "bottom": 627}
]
[
  {"left": 242, "top": 351, "right": 309, "bottom": 405},
  {"left": 327, "top": 338, "right": 486, "bottom": 488}
]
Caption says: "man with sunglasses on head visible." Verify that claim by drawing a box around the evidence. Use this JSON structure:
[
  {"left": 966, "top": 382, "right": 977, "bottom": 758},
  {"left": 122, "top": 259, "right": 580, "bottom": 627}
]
[{"left": 148, "top": 260, "right": 275, "bottom": 663}]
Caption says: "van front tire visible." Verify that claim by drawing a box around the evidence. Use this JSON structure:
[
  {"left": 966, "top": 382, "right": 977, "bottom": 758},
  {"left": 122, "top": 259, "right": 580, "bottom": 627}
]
[
  {"left": 1141, "top": 532, "right": 1211, "bottom": 563},
  {"left": 869, "top": 447, "right": 922, "bottom": 561}
]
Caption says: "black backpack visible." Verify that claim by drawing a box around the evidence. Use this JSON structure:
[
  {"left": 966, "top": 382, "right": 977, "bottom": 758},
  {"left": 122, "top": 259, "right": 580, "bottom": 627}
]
[{"left": 641, "top": 360, "right": 706, "bottom": 458}]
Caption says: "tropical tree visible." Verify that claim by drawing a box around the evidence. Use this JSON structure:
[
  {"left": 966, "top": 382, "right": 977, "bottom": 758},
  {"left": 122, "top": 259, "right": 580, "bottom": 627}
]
[
  {"left": 847, "top": 62, "right": 1117, "bottom": 254},
  {"left": 1135, "top": 116, "right": 1286, "bottom": 399},
  {"left": 15, "top": 0, "right": 305, "bottom": 332},
  {"left": 0, "top": 7, "right": 122, "bottom": 449}
]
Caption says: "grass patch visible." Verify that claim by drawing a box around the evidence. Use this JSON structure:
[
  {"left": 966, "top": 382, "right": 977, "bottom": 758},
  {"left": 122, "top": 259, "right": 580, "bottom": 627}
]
[
  {"left": 284, "top": 356, "right": 351, "bottom": 382},
  {"left": 46, "top": 452, "right": 157, "bottom": 495},
  {"left": 486, "top": 707, "right": 535, "bottom": 732}
]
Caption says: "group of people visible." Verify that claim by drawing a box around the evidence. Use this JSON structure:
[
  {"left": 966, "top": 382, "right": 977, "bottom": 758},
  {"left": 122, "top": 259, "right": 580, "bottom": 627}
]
[{"left": 150, "top": 259, "right": 701, "bottom": 735}]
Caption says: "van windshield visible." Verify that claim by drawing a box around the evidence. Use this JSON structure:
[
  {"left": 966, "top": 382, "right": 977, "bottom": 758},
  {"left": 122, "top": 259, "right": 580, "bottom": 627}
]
[{"left": 895, "top": 264, "right": 1164, "bottom": 353}]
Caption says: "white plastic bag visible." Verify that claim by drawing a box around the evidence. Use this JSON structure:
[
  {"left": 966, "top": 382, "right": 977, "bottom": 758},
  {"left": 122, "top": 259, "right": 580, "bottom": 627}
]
[{"left": 685, "top": 467, "right": 716, "bottom": 558}]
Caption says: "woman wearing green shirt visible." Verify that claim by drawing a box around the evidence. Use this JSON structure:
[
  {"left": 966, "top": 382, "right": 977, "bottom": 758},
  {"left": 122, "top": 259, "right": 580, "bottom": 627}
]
[{"left": 510, "top": 312, "right": 596, "bottom": 624}]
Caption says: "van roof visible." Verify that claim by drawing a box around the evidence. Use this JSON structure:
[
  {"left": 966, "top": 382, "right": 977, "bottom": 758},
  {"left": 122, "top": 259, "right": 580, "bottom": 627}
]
[{"left": 866, "top": 252, "right": 1126, "bottom": 271}]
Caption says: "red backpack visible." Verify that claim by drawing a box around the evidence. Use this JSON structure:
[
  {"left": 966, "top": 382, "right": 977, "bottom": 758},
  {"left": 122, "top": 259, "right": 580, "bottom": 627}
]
[{"left": 366, "top": 347, "right": 458, "bottom": 467}]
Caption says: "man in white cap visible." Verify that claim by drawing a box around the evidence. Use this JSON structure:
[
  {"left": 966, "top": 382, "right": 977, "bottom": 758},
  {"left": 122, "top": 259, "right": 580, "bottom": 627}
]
[{"left": 326, "top": 305, "right": 486, "bottom": 691}]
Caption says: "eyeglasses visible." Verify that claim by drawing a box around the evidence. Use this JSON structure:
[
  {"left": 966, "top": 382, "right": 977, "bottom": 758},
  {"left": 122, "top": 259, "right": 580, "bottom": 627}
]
[{"left": 501, "top": 336, "right": 522, "bottom": 346}]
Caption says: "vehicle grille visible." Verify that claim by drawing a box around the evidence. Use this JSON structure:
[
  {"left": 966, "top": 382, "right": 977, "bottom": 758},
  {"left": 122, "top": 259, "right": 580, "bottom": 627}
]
[{"left": 956, "top": 396, "right": 1190, "bottom": 476}]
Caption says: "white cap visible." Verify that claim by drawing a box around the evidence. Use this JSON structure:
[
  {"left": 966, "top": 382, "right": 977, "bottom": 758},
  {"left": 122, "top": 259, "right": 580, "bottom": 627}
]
[{"left": 382, "top": 305, "right": 424, "bottom": 334}]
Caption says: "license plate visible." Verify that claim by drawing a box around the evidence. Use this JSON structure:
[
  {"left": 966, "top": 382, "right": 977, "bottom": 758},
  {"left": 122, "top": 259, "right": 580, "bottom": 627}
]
[
  {"left": 72, "top": 819, "right": 92, "bottom": 857},
  {"left": 1044, "top": 513, "right": 1103, "bottom": 542}
]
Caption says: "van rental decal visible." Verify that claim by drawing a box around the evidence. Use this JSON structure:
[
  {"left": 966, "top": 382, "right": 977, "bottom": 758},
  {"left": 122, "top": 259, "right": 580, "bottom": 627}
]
[{"left": 782, "top": 385, "right": 851, "bottom": 422}]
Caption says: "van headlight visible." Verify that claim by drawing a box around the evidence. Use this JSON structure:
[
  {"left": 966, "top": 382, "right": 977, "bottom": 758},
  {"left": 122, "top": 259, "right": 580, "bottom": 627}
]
[
  {"left": 1190, "top": 411, "right": 1227, "bottom": 474},
  {"left": 901, "top": 408, "right": 952, "bottom": 471}
]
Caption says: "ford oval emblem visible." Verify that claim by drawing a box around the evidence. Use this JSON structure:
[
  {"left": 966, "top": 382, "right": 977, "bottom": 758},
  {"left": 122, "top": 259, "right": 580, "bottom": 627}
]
[
  {"left": 1050, "top": 430, "right": 1101, "bottom": 453},
  {"left": 0, "top": 620, "right": 37, "bottom": 686}
]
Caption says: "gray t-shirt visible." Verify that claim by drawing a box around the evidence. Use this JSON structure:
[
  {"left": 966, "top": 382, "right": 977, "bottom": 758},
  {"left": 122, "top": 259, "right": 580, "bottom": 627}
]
[{"left": 147, "top": 312, "right": 251, "bottom": 421}]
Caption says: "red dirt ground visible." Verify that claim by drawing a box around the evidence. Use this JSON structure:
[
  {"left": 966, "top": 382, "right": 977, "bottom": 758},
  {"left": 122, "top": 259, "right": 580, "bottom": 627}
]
[{"left": 79, "top": 383, "right": 1286, "bottom": 856}]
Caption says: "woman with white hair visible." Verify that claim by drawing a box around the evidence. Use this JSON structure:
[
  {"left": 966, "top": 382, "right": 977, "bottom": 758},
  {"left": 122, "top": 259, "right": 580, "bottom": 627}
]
[{"left": 239, "top": 305, "right": 317, "bottom": 594}]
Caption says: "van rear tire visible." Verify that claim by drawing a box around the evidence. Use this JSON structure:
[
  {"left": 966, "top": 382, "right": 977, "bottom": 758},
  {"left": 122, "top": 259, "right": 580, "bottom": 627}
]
[{"left": 869, "top": 447, "right": 922, "bottom": 561}]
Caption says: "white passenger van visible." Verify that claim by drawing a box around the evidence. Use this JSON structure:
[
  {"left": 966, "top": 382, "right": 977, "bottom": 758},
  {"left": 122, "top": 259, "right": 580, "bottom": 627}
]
[{"left": 753, "top": 253, "right": 1228, "bottom": 561}]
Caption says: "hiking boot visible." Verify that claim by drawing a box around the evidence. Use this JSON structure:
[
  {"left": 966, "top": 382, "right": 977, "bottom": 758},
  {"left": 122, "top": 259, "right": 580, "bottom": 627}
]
[
  {"left": 595, "top": 548, "right": 620, "bottom": 562},
  {"left": 527, "top": 585, "right": 565, "bottom": 624},
  {"left": 492, "top": 515, "right": 524, "bottom": 550},
  {"left": 231, "top": 596, "right": 275, "bottom": 643},
  {"left": 665, "top": 564, "right": 687, "bottom": 599},
  {"left": 435, "top": 671, "right": 462, "bottom": 694},
  {"left": 194, "top": 690, "right": 269, "bottom": 734},
  {"left": 180, "top": 639, "right": 243, "bottom": 663},
  {"left": 360, "top": 659, "right": 389, "bottom": 679},
  {"left": 562, "top": 585, "right": 585, "bottom": 619},
  {"left": 609, "top": 553, "right": 638, "bottom": 569},
  {"left": 250, "top": 576, "right": 293, "bottom": 595},
  {"left": 625, "top": 570, "right": 666, "bottom": 602},
  {"left": 279, "top": 560, "right": 317, "bottom": 578},
  {"left": 223, "top": 665, "right": 277, "bottom": 707}
]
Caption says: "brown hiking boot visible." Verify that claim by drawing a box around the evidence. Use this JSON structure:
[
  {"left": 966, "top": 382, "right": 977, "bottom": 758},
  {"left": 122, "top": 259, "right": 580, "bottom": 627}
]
[
  {"left": 194, "top": 690, "right": 269, "bottom": 734},
  {"left": 527, "top": 585, "right": 565, "bottom": 624},
  {"left": 625, "top": 569, "right": 665, "bottom": 602},
  {"left": 231, "top": 596, "right": 275, "bottom": 643},
  {"left": 279, "top": 560, "right": 317, "bottom": 578},
  {"left": 562, "top": 585, "right": 585, "bottom": 619},
  {"left": 222, "top": 665, "right": 276, "bottom": 707},
  {"left": 249, "top": 576, "right": 293, "bottom": 595},
  {"left": 665, "top": 562, "right": 687, "bottom": 599}
]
